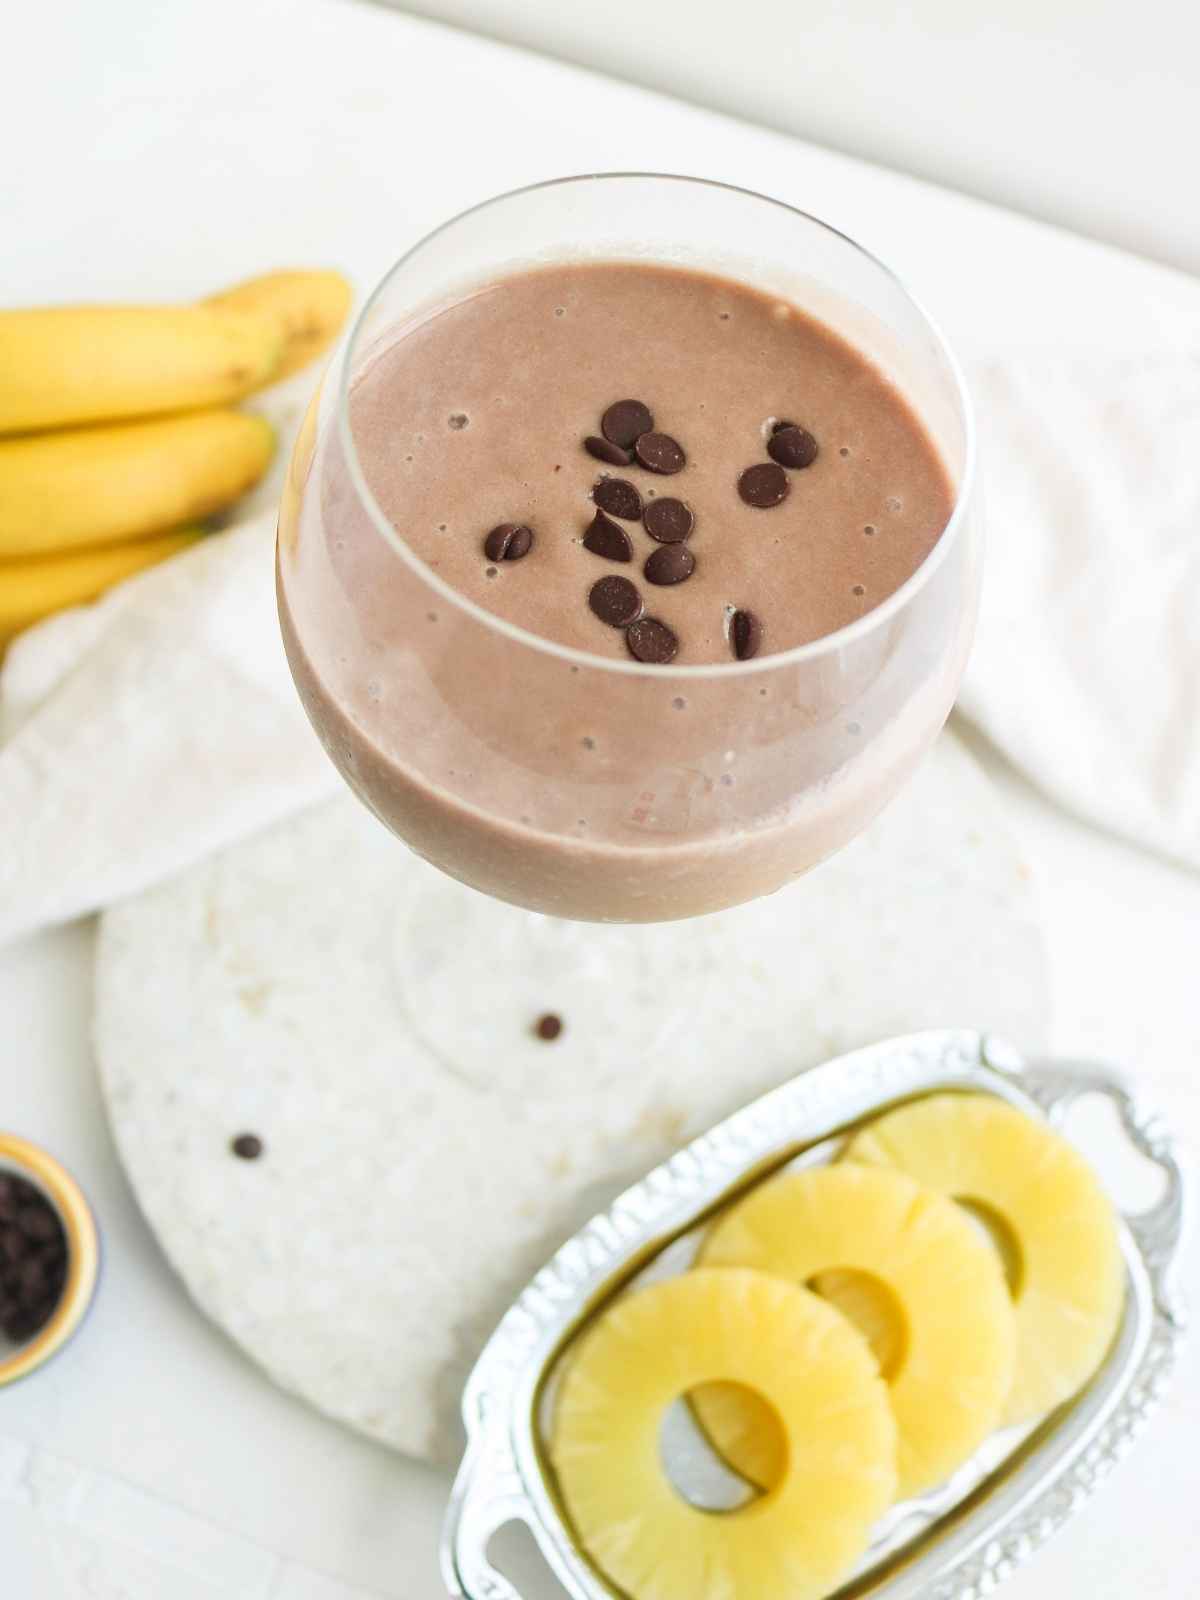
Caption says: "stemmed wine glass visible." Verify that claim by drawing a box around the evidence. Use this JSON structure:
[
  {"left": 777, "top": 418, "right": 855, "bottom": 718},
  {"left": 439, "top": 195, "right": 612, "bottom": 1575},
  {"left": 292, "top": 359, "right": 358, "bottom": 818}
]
[{"left": 277, "top": 175, "right": 978, "bottom": 926}]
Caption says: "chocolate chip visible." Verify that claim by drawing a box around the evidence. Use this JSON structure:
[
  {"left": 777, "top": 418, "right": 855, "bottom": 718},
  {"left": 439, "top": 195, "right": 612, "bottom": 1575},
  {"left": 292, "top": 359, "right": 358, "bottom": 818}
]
[
  {"left": 601, "top": 399, "right": 654, "bottom": 448},
  {"left": 5, "top": 1310, "right": 42, "bottom": 1341},
  {"left": 643, "top": 497, "right": 693, "bottom": 544},
  {"left": 483, "top": 523, "right": 534, "bottom": 562},
  {"left": 16, "top": 1206, "right": 57, "bottom": 1243},
  {"left": 582, "top": 509, "right": 633, "bottom": 563},
  {"left": 534, "top": 1013, "right": 563, "bottom": 1041},
  {"left": 588, "top": 575, "right": 644, "bottom": 628},
  {"left": 231, "top": 1133, "right": 264, "bottom": 1161},
  {"left": 738, "top": 462, "right": 789, "bottom": 507},
  {"left": 18, "top": 1258, "right": 46, "bottom": 1296},
  {"left": 768, "top": 425, "right": 819, "bottom": 469},
  {"left": 635, "top": 432, "right": 686, "bottom": 475},
  {"left": 730, "top": 609, "right": 763, "bottom": 660},
  {"left": 644, "top": 544, "right": 695, "bottom": 586},
  {"left": 593, "top": 478, "right": 643, "bottom": 521},
  {"left": 585, "top": 435, "right": 634, "bottom": 466},
  {"left": 626, "top": 617, "right": 679, "bottom": 664},
  {"left": 0, "top": 1175, "right": 68, "bottom": 1345},
  {"left": 2, "top": 1177, "right": 35, "bottom": 1218}
]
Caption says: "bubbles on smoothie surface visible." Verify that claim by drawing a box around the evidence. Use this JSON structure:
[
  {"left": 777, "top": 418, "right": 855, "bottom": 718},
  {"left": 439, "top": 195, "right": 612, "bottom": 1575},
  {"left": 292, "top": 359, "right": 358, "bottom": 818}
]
[{"left": 448, "top": 413, "right": 469, "bottom": 430}]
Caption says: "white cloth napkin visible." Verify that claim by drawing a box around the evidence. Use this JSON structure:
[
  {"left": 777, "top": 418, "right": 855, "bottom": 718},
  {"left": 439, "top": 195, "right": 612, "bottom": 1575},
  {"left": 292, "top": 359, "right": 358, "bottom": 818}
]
[
  {"left": 2, "top": 352, "right": 1198, "bottom": 948},
  {"left": 0, "top": 515, "right": 339, "bottom": 946},
  {"left": 961, "top": 355, "right": 1200, "bottom": 868}
]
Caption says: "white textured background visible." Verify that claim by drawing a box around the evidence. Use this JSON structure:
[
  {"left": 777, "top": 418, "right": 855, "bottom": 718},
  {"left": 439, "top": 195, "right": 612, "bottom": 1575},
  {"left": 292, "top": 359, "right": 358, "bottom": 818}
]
[{"left": 391, "top": 0, "right": 1200, "bottom": 276}]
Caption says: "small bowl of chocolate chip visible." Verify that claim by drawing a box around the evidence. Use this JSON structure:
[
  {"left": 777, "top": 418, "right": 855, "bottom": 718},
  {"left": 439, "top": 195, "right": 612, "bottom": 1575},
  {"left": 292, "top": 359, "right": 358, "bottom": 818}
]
[{"left": 0, "top": 1133, "right": 100, "bottom": 1387}]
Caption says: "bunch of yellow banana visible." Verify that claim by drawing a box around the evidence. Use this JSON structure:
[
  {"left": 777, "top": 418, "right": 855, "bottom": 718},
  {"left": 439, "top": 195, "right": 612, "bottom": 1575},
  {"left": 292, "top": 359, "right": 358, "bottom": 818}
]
[{"left": 0, "top": 269, "right": 351, "bottom": 651}]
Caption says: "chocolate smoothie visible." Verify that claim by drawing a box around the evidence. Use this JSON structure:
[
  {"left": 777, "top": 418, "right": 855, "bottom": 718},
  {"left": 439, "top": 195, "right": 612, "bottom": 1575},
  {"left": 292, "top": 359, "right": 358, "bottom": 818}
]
[
  {"left": 347, "top": 263, "right": 951, "bottom": 665},
  {"left": 278, "top": 261, "right": 974, "bottom": 921}
]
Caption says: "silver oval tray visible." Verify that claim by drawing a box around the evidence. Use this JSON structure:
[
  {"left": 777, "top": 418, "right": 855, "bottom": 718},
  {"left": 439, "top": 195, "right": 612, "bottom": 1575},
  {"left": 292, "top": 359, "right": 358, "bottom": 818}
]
[{"left": 442, "top": 1029, "right": 1190, "bottom": 1600}]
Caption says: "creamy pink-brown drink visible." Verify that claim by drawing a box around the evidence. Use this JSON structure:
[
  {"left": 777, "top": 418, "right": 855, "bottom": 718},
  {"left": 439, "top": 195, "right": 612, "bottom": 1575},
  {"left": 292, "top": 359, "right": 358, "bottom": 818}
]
[
  {"left": 278, "top": 194, "right": 977, "bottom": 922},
  {"left": 341, "top": 263, "right": 951, "bottom": 664}
]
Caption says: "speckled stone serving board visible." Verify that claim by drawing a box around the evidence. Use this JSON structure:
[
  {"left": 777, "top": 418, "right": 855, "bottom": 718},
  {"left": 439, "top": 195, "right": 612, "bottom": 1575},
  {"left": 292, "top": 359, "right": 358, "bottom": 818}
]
[{"left": 94, "top": 729, "right": 1049, "bottom": 1464}]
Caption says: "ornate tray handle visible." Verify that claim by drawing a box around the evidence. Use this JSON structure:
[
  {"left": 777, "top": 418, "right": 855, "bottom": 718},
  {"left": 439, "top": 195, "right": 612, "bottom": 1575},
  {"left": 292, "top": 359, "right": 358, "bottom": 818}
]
[
  {"left": 443, "top": 1432, "right": 530, "bottom": 1600},
  {"left": 1020, "top": 1057, "right": 1190, "bottom": 1328}
]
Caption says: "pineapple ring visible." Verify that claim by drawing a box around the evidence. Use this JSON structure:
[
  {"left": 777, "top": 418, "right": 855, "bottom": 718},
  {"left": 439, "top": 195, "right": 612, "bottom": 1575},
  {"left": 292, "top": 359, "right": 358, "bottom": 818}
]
[
  {"left": 696, "top": 1164, "right": 1016, "bottom": 1497},
  {"left": 844, "top": 1092, "right": 1124, "bottom": 1423},
  {"left": 551, "top": 1268, "right": 897, "bottom": 1600}
]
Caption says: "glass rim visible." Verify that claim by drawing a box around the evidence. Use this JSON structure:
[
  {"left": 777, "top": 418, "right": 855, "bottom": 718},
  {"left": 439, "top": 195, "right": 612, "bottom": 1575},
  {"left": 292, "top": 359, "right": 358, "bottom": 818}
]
[{"left": 335, "top": 170, "right": 977, "bottom": 681}]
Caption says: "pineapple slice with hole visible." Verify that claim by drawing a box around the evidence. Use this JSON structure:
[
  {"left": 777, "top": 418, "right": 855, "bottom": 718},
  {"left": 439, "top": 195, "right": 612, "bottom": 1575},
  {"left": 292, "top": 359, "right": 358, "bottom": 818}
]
[
  {"left": 551, "top": 1268, "right": 897, "bottom": 1600},
  {"left": 689, "top": 1268, "right": 905, "bottom": 1493},
  {"left": 844, "top": 1092, "right": 1124, "bottom": 1423},
  {"left": 695, "top": 1164, "right": 1016, "bottom": 1497}
]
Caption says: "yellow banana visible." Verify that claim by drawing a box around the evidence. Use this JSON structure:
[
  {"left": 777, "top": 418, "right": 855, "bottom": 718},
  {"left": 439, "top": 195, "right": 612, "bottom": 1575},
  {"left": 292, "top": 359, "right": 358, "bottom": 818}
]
[
  {"left": 0, "top": 411, "right": 274, "bottom": 557},
  {"left": 206, "top": 270, "right": 352, "bottom": 380},
  {"left": 278, "top": 381, "right": 323, "bottom": 558},
  {"left": 0, "top": 528, "right": 204, "bottom": 649},
  {"left": 0, "top": 305, "right": 282, "bottom": 434}
]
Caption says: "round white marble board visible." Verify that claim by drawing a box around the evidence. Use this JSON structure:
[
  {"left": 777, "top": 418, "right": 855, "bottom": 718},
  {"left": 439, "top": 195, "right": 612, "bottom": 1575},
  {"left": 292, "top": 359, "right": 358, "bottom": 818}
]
[{"left": 94, "top": 728, "right": 1049, "bottom": 1464}]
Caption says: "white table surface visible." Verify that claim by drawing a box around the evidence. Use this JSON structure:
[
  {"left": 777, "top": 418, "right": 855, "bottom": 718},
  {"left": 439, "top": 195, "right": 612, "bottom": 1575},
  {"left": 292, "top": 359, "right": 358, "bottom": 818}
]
[{"left": 3, "top": 1, "right": 1199, "bottom": 1595}]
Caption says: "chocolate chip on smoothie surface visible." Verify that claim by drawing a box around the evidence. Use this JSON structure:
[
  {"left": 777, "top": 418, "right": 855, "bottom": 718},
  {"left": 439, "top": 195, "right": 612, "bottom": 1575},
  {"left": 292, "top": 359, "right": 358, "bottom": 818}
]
[
  {"left": 644, "top": 544, "right": 695, "bottom": 586},
  {"left": 483, "top": 523, "right": 534, "bottom": 561},
  {"left": 634, "top": 432, "right": 686, "bottom": 475},
  {"left": 583, "top": 509, "right": 634, "bottom": 563},
  {"left": 601, "top": 399, "right": 654, "bottom": 448},
  {"left": 592, "top": 477, "right": 643, "bottom": 521},
  {"left": 231, "top": 1133, "right": 264, "bottom": 1160},
  {"left": 737, "top": 462, "right": 789, "bottom": 507},
  {"left": 643, "top": 497, "right": 693, "bottom": 544},
  {"left": 585, "top": 435, "right": 635, "bottom": 466},
  {"left": 588, "top": 575, "right": 644, "bottom": 628},
  {"left": 0, "top": 1172, "right": 68, "bottom": 1344},
  {"left": 625, "top": 616, "right": 679, "bottom": 664},
  {"left": 768, "top": 424, "right": 819, "bottom": 469},
  {"left": 730, "top": 608, "right": 763, "bottom": 660},
  {"left": 534, "top": 1013, "right": 563, "bottom": 1041}
]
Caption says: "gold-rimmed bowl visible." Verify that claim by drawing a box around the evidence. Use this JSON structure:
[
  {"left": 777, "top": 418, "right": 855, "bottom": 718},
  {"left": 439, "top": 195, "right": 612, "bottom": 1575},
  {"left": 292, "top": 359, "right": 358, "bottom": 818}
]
[{"left": 0, "top": 1132, "right": 100, "bottom": 1387}]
